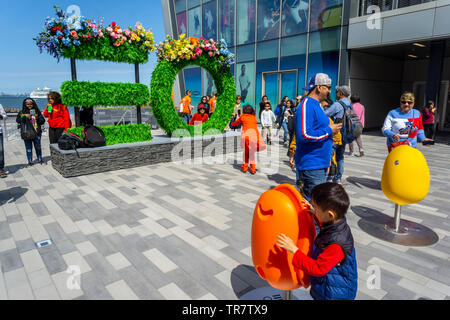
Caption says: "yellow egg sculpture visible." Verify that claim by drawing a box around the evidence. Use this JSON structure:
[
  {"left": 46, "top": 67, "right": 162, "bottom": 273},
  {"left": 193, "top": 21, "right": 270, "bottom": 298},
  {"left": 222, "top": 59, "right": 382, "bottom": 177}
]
[{"left": 381, "top": 145, "right": 430, "bottom": 205}]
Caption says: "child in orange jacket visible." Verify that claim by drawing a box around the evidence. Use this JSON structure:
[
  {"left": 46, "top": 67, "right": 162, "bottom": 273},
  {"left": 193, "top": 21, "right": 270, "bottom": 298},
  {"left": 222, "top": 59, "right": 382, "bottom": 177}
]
[{"left": 232, "top": 104, "right": 266, "bottom": 174}]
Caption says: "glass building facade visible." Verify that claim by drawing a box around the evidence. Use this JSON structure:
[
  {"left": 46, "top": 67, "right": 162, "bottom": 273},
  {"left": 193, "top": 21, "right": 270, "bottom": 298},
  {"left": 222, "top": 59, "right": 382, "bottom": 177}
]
[{"left": 169, "top": 0, "right": 346, "bottom": 116}]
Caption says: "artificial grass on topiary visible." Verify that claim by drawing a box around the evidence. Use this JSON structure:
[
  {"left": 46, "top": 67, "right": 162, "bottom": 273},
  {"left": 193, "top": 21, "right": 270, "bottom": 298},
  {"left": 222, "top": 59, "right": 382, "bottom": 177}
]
[
  {"left": 150, "top": 55, "right": 236, "bottom": 137},
  {"left": 61, "top": 81, "right": 150, "bottom": 107},
  {"left": 61, "top": 36, "right": 149, "bottom": 64},
  {"left": 67, "top": 123, "right": 152, "bottom": 146}
]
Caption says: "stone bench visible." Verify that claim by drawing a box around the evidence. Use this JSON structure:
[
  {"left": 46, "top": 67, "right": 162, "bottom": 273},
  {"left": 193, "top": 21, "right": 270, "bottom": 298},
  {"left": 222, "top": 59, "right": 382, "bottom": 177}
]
[{"left": 50, "top": 131, "right": 242, "bottom": 178}]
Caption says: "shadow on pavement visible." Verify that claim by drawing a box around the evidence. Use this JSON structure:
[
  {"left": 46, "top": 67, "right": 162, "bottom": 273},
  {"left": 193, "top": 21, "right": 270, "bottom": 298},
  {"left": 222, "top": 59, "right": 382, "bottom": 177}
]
[
  {"left": 230, "top": 264, "right": 268, "bottom": 299},
  {"left": 0, "top": 186, "right": 28, "bottom": 205},
  {"left": 351, "top": 205, "right": 439, "bottom": 246},
  {"left": 266, "top": 173, "right": 296, "bottom": 186},
  {"left": 346, "top": 176, "right": 381, "bottom": 190}
]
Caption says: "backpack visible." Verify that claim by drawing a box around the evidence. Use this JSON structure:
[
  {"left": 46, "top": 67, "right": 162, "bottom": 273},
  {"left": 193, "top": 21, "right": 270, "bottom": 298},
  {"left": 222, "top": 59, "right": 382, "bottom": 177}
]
[
  {"left": 286, "top": 109, "right": 295, "bottom": 134},
  {"left": 276, "top": 104, "right": 286, "bottom": 125},
  {"left": 81, "top": 125, "right": 106, "bottom": 148},
  {"left": 58, "top": 132, "right": 84, "bottom": 157},
  {"left": 337, "top": 101, "right": 363, "bottom": 144}
]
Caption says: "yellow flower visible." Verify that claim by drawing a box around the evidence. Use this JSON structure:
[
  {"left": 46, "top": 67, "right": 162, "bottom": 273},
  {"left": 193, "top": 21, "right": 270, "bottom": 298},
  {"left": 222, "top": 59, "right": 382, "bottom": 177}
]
[{"left": 179, "top": 34, "right": 185, "bottom": 40}]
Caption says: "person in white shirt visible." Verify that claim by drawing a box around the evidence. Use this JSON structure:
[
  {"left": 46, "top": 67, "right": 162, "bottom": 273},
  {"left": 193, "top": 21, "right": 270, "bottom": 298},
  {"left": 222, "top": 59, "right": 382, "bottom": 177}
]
[
  {"left": 0, "top": 103, "right": 8, "bottom": 178},
  {"left": 260, "top": 102, "right": 276, "bottom": 145}
]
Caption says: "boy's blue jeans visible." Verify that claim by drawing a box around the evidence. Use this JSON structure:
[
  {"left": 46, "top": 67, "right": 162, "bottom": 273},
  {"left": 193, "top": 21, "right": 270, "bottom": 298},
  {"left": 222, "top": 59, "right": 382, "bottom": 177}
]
[
  {"left": 24, "top": 134, "right": 42, "bottom": 163},
  {"left": 297, "top": 168, "right": 328, "bottom": 203}
]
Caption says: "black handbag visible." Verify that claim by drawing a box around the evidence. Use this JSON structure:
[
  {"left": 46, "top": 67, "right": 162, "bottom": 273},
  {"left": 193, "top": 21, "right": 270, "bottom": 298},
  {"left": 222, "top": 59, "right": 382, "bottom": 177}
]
[{"left": 20, "top": 118, "right": 37, "bottom": 140}]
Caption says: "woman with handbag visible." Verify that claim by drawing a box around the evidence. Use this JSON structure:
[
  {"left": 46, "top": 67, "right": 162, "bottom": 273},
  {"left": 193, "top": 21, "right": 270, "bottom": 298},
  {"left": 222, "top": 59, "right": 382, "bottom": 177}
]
[
  {"left": 16, "top": 98, "right": 46, "bottom": 166},
  {"left": 382, "top": 92, "right": 433, "bottom": 153}
]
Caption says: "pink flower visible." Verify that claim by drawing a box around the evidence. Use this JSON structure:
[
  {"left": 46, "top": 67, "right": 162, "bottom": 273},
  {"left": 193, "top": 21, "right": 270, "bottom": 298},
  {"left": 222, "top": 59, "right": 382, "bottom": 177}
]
[
  {"left": 208, "top": 51, "right": 213, "bottom": 57},
  {"left": 128, "top": 40, "right": 132, "bottom": 44},
  {"left": 106, "top": 27, "right": 113, "bottom": 33}
]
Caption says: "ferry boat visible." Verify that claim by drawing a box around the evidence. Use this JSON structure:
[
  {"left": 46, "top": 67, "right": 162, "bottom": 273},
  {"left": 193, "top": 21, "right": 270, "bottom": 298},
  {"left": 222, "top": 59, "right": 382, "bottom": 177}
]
[{"left": 30, "top": 87, "right": 51, "bottom": 99}]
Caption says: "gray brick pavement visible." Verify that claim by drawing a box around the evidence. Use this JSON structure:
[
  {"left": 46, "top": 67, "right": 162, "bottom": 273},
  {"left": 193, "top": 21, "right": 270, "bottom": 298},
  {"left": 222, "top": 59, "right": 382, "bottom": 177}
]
[{"left": 0, "top": 131, "right": 449, "bottom": 300}]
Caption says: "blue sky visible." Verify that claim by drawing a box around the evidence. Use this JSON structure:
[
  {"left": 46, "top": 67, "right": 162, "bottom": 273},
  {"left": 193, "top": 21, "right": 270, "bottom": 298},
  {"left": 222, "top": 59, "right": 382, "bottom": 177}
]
[{"left": 0, "top": 0, "right": 166, "bottom": 94}]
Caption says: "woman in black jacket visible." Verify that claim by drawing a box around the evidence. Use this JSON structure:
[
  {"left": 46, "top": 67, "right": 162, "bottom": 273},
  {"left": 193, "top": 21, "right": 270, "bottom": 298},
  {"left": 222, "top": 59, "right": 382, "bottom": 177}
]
[{"left": 16, "top": 98, "right": 46, "bottom": 166}]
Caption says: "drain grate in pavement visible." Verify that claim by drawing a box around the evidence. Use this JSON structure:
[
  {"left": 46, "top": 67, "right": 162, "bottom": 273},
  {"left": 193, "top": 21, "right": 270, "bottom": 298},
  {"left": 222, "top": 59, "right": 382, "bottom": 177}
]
[{"left": 35, "top": 239, "right": 53, "bottom": 248}]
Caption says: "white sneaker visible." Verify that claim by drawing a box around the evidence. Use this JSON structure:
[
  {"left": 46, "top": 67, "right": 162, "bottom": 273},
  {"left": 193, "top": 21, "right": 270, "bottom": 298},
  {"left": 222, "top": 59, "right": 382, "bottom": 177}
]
[{"left": 334, "top": 179, "right": 342, "bottom": 185}]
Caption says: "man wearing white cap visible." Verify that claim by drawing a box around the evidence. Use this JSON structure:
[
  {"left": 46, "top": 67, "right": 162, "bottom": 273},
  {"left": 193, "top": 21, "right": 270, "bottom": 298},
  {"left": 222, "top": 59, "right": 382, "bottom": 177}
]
[{"left": 294, "top": 73, "right": 342, "bottom": 202}]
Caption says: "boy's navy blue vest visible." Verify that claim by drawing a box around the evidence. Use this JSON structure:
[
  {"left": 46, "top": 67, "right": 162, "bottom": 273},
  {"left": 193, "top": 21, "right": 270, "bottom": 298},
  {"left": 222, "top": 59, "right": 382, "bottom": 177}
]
[{"left": 310, "top": 218, "right": 358, "bottom": 300}]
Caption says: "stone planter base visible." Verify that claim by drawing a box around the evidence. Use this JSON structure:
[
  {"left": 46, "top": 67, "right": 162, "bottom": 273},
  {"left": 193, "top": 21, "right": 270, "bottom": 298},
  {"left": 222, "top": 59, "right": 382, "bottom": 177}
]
[{"left": 50, "top": 131, "right": 242, "bottom": 178}]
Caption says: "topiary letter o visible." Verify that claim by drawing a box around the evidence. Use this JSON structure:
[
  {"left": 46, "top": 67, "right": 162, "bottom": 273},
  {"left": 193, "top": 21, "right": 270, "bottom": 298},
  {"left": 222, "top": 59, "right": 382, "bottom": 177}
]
[{"left": 150, "top": 56, "right": 236, "bottom": 137}]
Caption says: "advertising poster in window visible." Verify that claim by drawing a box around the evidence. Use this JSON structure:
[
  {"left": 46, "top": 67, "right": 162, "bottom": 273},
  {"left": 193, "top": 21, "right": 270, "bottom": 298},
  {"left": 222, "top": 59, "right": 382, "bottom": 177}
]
[
  {"left": 202, "top": 0, "right": 217, "bottom": 40},
  {"left": 177, "top": 12, "right": 187, "bottom": 36},
  {"left": 219, "top": 0, "right": 234, "bottom": 46},
  {"left": 236, "top": 0, "right": 256, "bottom": 45},
  {"left": 237, "top": 62, "right": 255, "bottom": 105},
  {"left": 188, "top": 7, "right": 201, "bottom": 38},
  {"left": 282, "top": 0, "right": 309, "bottom": 36},
  {"left": 257, "top": 0, "right": 281, "bottom": 41},
  {"left": 310, "top": 0, "right": 342, "bottom": 31}
]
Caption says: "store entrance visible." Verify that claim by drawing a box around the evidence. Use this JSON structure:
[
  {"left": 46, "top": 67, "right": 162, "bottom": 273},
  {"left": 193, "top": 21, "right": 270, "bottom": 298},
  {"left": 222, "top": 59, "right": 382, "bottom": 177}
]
[
  {"left": 262, "top": 70, "right": 298, "bottom": 108},
  {"left": 413, "top": 80, "right": 450, "bottom": 132}
]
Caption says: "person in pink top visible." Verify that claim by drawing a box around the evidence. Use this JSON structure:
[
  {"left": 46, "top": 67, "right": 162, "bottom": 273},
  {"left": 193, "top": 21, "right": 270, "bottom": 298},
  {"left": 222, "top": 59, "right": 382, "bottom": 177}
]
[
  {"left": 349, "top": 94, "right": 365, "bottom": 157},
  {"left": 422, "top": 100, "right": 436, "bottom": 139}
]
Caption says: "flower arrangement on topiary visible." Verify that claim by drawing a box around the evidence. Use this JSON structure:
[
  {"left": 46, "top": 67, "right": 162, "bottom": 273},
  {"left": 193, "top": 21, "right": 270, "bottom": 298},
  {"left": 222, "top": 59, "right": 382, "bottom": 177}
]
[
  {"left": 151, "top": 35, "right": 236, "bottom": 137},
  {"left": 155, "top": 34, "right": 235, "bottom": 68},
  {"left": 34, "top": 6, "right": 155, "bottom": 63}
]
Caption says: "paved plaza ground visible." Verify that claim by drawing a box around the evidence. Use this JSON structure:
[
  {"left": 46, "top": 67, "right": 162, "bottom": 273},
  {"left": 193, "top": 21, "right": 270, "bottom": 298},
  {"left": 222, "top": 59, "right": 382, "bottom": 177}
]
[{"left": 0, "top": 128, "right": 449, "bottom": 300}]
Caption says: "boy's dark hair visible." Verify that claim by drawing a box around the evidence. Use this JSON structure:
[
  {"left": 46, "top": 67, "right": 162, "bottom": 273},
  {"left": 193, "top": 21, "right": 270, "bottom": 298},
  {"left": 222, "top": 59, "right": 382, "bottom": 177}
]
[
  {"left": 48, "top": 91, "right": 62, "bottom": 105},
  {"left": 310, "top": 182, "right": 350, "bottom": 220},
  {"left": 186, "top": 90, "right": 191, "bottom": 95},
  {"left": 350, "top": 94, "right": 360, "bottom": 103},
  {"left": 243, "top": 104, "right": 255, "bottom": 115}
]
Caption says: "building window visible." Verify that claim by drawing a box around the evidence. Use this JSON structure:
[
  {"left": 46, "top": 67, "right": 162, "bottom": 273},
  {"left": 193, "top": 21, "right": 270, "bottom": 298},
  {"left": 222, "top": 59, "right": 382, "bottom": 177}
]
[
  {"left": 257, "top": 40, "right": 279, "bottom": 61},
  {"left": 257, "top": 0, "right": 281, "bottom": 41},
  {"left": 203, "top": 70, "right": 217, "bottom": 97},
  {"left": 307, "top": 27, "right": 340, "bottom": 99},
  {"left": 188, "top": 0, "right": 201, "bottom": 9},
  {"left": 308, "top": 27, "right": 341, "bottom": 53},
  {"left": 219, "top": 0, "right": 235, "bottom": 47},
  {"left": 237, "top": 62, "right": 256, "bottom": 105},
  {"left": 175, "top": 0, "right": 186, "bottom": 14},
  {"left": 188, "top": 6, "right": 202, "bottom": 38},
  {"left": 183, "top": 67, "right": 202, "bottom": 107},
  {"left": 236, "top": 0, "right": 256, "bottom": 45},
  {"left": 309, "top": 0, "right": 342, "bottom": 32},
  {"left": 236, "top": 44, "right": 255, "bottom": 63},
  {"left": 176, "top": 11, "right": 187, "bottom": 36},
  {"left": 281, "top": 0, "right": 309, "bottom": 36},
  {"left": 202, "top": 0, "right": 217, "bottom": 40},
  {"left": 281, "top": 34, "right": 307, "bottom": 91}
]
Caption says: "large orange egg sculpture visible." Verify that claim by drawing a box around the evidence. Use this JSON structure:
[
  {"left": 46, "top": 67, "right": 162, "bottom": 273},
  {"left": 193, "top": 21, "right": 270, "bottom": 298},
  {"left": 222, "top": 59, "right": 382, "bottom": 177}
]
[
  {"left": 251, "top": 184, "right": 316, "bottom": 291},
  {"left": 381, "top": 145, "right": 430, "bottom": 205}
]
